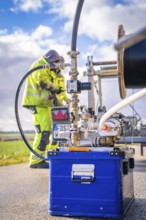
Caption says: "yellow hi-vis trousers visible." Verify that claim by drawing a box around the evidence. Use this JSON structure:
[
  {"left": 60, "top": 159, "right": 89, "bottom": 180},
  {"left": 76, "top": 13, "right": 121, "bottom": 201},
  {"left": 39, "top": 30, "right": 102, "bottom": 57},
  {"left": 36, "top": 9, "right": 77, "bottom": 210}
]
[{"left": 30, "top": 106, "right": 58, "bottom": 165}]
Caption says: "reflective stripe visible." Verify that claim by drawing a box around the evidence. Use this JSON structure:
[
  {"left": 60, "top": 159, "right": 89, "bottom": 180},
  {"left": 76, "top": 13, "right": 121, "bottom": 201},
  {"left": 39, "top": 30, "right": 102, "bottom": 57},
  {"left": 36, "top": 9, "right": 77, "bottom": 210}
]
[
  {"left": 26, "top": 92, "right": 39, "bottom": 97},
  {"left": 30, "top": 152, "right": 45, "bottom": 163},
  {"left": 27, "top": 85, "right": 35, "bottom": 89},
  {"left": 26, "top": 92, "right": 48, "bottom": 99}
]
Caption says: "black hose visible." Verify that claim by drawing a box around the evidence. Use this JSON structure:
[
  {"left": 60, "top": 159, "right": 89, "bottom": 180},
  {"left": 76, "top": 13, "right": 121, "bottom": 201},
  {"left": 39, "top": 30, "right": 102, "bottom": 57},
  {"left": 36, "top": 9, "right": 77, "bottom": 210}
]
[
  {"left": 71, "top": 0, "right": 84, "bottom": 51},
  {"left": 15, "top": 66, "right": 48, "bottom": 161}
]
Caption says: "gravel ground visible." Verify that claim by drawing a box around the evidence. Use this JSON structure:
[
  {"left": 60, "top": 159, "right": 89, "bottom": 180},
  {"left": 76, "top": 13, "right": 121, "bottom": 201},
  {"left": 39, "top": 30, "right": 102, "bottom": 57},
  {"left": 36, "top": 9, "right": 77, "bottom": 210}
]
[{"left": 0, "top": 157, "right": 146, "bottom": 220}]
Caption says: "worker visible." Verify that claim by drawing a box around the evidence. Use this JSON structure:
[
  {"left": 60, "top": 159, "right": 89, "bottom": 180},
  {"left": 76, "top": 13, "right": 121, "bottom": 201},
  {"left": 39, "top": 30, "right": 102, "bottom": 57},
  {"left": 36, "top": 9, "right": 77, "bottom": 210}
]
[{"left": 22, "top": 50, "right": 70, "bottom": 169}]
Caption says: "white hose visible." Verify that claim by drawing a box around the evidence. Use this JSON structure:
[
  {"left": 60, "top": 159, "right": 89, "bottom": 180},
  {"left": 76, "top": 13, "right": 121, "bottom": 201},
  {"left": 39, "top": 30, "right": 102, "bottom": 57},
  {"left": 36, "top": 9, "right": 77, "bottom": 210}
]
[{"left": 99, "top": 88, "right": 146, "bottom": 130}]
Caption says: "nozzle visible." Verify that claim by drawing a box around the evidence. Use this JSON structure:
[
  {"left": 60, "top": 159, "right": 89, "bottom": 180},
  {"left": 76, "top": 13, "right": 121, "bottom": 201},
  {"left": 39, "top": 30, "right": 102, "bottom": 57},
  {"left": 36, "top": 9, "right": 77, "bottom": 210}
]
[
  {"left": 44, "top": 63, "right": 70, "bottom": 70},
  {"left": 55, "top": 63, "right": 71, "bottom": 69}
]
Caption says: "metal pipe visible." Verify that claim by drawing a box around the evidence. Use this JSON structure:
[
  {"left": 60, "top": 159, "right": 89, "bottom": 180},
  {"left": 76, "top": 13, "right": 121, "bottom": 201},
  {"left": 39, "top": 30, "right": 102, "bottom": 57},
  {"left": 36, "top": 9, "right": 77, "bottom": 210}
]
[
  {"left": 114, "top": 25, "right": 146, "bottom": 50},
  {"left": 95, "top": 69, "right": 118, "bottom": 77},
  {"left": 100, "top": 66, "right": 117, "bottom": 71},
  {"left": 88, "top": 71, "right": 95, "bottom": 114},
  {"left": 97, "top": 75, "right": 102, "bottom": 107},
  {"left": 69, "top": 0, "right": 84, "bottom": 145},
  {"left": 86, "top": 56, "right": 95, "bottom": 114},
  {"left": 93, "top": 61, "right": 117, "bottom": 66}
]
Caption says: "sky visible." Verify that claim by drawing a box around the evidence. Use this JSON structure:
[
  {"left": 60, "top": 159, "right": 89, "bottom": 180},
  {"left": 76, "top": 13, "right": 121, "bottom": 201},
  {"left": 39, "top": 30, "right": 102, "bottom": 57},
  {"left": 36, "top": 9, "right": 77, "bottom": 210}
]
[{"left": 1, "top": 0, "right": 146, "bottom": 131}]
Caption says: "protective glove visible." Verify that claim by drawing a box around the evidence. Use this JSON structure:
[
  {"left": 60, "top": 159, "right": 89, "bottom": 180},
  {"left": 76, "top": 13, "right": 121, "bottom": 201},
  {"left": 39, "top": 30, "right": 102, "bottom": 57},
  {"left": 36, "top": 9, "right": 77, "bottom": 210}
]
[
  {"left": 50, "top": 87, "right": 62, "bottom": 94},
  {"left": 56, "top": 87, "right": 62, "bottom": 94}
]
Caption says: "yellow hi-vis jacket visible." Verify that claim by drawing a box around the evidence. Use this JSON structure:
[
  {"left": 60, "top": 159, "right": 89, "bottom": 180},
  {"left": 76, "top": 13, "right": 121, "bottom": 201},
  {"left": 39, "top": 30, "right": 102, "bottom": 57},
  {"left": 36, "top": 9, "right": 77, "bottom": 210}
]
[
  {"left": 22, "top": 57, "right": 60, "bottom": 108},
  {"left": 22, "top": 57, "right": 69, "bottom": 107}
]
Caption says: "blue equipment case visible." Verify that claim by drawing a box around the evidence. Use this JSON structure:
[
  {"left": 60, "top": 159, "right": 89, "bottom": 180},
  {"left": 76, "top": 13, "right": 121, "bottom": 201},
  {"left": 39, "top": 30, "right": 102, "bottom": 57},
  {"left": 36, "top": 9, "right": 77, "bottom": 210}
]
[{"left": 47, "top": 147, "right": 135, "bottom": 218}]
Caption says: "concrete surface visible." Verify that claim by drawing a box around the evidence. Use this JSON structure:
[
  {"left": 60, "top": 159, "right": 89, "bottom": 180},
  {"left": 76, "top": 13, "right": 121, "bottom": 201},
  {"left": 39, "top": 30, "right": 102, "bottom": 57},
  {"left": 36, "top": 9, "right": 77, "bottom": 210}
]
[{"left": 0, "top": 155, "right": 146, "bottom": 220}]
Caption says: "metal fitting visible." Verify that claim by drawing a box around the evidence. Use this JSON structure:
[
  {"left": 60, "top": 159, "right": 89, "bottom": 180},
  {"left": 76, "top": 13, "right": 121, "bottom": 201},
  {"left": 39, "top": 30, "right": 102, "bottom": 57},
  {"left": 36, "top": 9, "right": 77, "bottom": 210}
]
[
  {"left": 69, "top": 71, "right": 79, "bottom": 78},
  {"left": 67, "top": 51, "right": 80, "bottom": 58},
  {"left": 71, "top": 95, "right": 79, "bottom": 107},
  {"left": 67, "top": 50, "right": 80, "bottom": 146}
]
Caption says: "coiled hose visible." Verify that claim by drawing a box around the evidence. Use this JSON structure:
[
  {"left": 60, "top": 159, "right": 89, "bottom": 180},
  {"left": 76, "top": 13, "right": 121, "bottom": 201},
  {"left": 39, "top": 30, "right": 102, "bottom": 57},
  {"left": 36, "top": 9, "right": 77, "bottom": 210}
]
[{"left": 15, "top": 66, "right": 47, "bottom": 160}]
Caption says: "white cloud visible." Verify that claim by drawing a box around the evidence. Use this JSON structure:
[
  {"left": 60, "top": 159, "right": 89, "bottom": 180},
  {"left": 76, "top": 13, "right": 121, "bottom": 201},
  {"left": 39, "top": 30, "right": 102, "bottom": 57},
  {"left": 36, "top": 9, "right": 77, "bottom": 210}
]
[
  {"left": 44, "top": 0, "right": 146, "bottom": 43},
  {"left": 47, "top": 0, "right": 79, "bottom": 19},
  {"left": 78, "top": 1, "right": 146, "bottom": 42},
  {"left": 0, "top": 29, "right": 8, "bottom": 35},
  {"left": 32, "top": 25, "right": 53, "bottom": 39},
  {"left": 0, "top": 25, "right": 70, "bottom": 61},
  {"left": 0, "top": 28, "right": 41, "bottom": 59},
  {"left": 11, "top": 0, "right": 44, "bottom": 12},
  {"left": 81, "top": 43, "right": 116, "bottom": 62},
  {"left": 10, "top": 0, "right": 146, "bottom": 42}
]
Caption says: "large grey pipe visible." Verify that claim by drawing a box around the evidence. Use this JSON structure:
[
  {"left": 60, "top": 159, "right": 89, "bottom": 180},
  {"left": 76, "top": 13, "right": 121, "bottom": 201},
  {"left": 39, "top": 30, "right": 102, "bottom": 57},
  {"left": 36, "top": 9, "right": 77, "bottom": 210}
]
[
  {"left": 114, "top": 25, "right": 146, "bottom": 50},
  {"left": 71, "top": 0, "right": 84, "bottom": 51}
]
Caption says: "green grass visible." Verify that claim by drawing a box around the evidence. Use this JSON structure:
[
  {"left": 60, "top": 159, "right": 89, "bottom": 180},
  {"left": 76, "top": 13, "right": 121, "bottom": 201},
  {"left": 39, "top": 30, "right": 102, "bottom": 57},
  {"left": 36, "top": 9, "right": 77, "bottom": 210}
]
[
  {"left": 0, "top": 141, "right": 32, "bottom": 166},
  {"left": 0, "top": 133, "right": 34, "bottom": 141}
]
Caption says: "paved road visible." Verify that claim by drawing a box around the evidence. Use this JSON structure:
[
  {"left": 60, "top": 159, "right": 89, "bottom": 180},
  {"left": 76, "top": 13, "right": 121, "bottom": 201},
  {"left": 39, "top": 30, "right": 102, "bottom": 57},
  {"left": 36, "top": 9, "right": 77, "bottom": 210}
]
[{"left": 0, "top": 158, "right": 146, "bottom": 220}]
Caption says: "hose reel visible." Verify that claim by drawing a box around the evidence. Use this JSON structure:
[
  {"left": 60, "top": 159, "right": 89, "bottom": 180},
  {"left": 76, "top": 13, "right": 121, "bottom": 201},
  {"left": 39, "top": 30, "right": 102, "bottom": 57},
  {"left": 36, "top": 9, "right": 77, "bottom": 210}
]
[{"left": 118, "top": 25, "right": 146, "bottom": 99}]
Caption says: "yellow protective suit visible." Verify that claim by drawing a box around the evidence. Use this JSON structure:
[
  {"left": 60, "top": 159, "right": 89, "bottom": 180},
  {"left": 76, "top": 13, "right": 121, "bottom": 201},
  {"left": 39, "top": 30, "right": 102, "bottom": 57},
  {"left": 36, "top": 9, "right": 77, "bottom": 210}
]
[{"left": 22, "top": 56, "right": 69, "bottom": 165}]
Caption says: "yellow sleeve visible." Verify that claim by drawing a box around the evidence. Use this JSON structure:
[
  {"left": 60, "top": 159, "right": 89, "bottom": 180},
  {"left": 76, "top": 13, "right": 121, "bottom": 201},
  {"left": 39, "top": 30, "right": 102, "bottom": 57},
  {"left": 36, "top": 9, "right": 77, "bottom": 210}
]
[
  {"left": 56, "top": 76, "right": 70, "bottom": 102},
  {"left": 31, "top": 62, "right": 59, "bottom": 90}
]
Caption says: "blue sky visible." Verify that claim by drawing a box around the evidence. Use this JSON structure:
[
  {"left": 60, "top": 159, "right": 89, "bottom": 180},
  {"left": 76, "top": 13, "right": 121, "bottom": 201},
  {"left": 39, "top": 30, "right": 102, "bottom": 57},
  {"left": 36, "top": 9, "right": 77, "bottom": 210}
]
[{"left": 1, "top": 0, "right": 146, "bottom": 131}]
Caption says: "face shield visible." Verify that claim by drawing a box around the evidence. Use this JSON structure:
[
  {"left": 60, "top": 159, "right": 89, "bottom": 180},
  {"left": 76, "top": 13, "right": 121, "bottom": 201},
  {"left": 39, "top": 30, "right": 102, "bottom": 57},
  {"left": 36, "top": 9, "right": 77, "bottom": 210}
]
[{"left": 44, "top": 50, "right": 65, "bottom": 70}]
